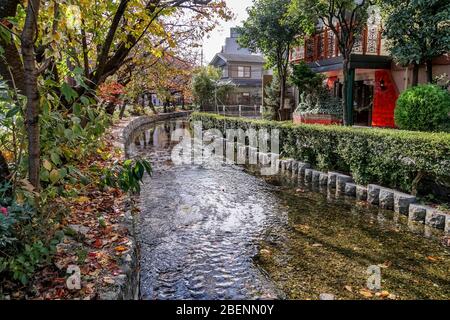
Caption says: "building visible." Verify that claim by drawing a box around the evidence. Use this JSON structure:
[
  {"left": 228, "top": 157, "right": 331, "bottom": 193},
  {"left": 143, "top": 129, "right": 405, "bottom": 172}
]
[
  {"left": 289, "top": 8, "right": 450, "bottom": 127},
  {"left": 209, "top": 28, "right": 265, "bottom": 108}
]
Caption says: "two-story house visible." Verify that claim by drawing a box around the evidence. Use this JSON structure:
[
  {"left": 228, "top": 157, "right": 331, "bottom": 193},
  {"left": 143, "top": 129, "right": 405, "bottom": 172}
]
[
  {"left": 289, "top": 8, "right": 450, "bottom": 127},
  {"left": 210, "top": 28, "right": 265, "bottom": 107}
]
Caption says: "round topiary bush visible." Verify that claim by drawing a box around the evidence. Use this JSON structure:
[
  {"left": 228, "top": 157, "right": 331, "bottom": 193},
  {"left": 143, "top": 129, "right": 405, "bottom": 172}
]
[{"left": 394, "top": 84, "right": 450, "bottom": 132}]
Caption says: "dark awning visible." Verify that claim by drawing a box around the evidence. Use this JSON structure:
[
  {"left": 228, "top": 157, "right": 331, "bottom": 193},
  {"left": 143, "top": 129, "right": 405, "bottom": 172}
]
[{"left": 307, "top": 54, "right": 392, "bottom": 73}]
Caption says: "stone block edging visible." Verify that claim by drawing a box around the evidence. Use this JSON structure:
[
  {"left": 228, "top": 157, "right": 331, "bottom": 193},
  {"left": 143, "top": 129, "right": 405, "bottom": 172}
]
[{"left": 275, "top": 158, "right": 447, "bottom": 234}]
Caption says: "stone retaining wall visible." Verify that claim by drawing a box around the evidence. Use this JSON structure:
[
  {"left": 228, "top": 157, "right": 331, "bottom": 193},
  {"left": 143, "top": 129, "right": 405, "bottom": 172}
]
[{"left": 102, "top": 111, "right": 191, "bottom": 300}]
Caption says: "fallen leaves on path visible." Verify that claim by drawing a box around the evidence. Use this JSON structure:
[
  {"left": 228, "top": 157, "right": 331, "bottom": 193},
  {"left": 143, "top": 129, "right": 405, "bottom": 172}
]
[
  {"left": 6, "top": 129, "right": 137, "bottom": 300},
  {"left": 359, "top": 288, "right": 373, "bottom": 298}
]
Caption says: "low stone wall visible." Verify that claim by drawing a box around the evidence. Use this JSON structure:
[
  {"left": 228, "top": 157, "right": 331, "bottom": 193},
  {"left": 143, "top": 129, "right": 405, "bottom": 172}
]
[
  {"left": 102, "top": 111, "right": 191, "bottom": 300},
  {"left": 124, "top": 112, "right": 191, "bottom": 143},
  {"left": 274, "top": 157, "right": 450, "bottom": 235},
  {"left": 233, "top": 144, "right": 449, "bottom": 236}
]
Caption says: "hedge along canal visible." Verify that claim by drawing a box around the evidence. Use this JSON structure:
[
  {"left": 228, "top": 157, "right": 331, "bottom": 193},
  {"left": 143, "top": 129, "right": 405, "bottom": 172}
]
[
  {"left": 190, "top": 112, "right": 450, "bottom": 201},
  {"left": 126, "top": 116, "right": 450, "bottom": 300}
]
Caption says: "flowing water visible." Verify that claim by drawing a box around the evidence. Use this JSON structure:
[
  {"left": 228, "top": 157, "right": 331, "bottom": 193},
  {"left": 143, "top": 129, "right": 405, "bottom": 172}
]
[{"left": 127, "top": 119, "right": 450, "bottom": 300}]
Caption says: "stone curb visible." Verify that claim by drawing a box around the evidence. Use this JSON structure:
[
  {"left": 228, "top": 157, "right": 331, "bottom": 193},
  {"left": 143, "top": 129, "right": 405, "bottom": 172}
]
[{"left": 272, "top": 158, "right": 446, "bottom": 234}]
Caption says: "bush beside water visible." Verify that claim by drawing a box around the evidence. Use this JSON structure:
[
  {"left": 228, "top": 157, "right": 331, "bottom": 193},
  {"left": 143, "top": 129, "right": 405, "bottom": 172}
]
[{"left": 394, "top": 84, "right": 450, "bottom": 132}]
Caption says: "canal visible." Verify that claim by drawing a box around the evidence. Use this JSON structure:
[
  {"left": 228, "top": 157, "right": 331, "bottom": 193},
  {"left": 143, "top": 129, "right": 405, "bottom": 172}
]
[{"left": 126, "top": 118, "right": 450, "bottom": 300}]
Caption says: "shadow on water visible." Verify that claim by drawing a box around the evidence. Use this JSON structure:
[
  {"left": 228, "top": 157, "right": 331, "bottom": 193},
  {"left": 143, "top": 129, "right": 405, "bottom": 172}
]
[{"left": 127, "top": 119, "right": 450, "bottom": 300}]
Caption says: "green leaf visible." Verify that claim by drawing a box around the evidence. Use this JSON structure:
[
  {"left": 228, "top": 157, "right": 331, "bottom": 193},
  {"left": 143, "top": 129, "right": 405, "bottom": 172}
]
[
  {"left": 64, "top": 129, "right": 73, "bottom": 139},
  {"left": 40, "top": 169, "right": 50, "bottom": 182},
  {"left": 6, "top": 106, "right": 20, "bottom": 118},
  {"left": 50, "top": 152, "right": 61, "bottom": 166},
  {"left": 43, "top": 159, "right": 52, "bottom": 171},
  {"left": 73, "top": 103, "right": 82, "bottom": 116},
  {"left": 59, "top": 168, "right": 68, "bottom": 179},
  {"left": 61, "top": 83, "right": 78, "bottom": 103},
  {"left": 49, "top": 169, "right": 60, "bottom": 184},
  {"left": 80, "top": 96, "right": 90, "bottom": 106}
]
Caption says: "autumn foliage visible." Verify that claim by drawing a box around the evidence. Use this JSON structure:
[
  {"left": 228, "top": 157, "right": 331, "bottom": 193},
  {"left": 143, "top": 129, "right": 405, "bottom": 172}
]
[{"left": 98, "top": 82, "right": 125, "bottom": 105}]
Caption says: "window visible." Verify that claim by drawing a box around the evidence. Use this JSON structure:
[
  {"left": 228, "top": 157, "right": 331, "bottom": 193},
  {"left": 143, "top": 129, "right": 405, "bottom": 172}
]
[{"left": 237, "top": 66, "right": 251, "bottom": 78}]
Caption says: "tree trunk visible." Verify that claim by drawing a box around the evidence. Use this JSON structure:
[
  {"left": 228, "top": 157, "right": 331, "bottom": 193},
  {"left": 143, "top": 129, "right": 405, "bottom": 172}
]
[
  {"left": 21, "top": 0, "right": 41, "bottom": 190},
  {"left": 426, "top": 59, "right": 433, "bottom": 83},
  {"left": 148, "top": 97, "right": 157, "bottom": 114},
  {"left": 279, "top": 75, "right": 286, "bottom": 121},
  {"left": 0, "top": 151, "right": 11, "bottom": 199},
  {"left": 119, "top": 101, "right": 126, "bottom": 119},
  {"left": 0, "top": 0, "right": 25, "bottom": 92},
  {"left": 412, "top": 63, "right": 419, "bottom": 87}
]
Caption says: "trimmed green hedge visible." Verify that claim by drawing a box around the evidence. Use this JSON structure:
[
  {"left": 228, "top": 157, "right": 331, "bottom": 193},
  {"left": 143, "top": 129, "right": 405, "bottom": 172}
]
[
  {"left": 190, "top": 112, "right": 450, "bottom": 196},
  {"left": 394, "top": 84, "right": 450, "bottom": 132}
]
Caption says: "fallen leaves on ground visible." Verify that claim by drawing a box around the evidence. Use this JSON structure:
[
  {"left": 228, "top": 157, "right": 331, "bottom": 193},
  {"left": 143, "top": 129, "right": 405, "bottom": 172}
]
[
  {"left": 293, "top": 224, "right": 310, "bottom": 233},
  {"left": 359, "top": 288, "right": 398, "bottom": 300},
  {"left": 344, "top": 285, "right": 353, "bottom": 293},
  {"left": 442, "top": 236, "right": 450, "bottom": 247},
  {"left": 6, "top": 128, "right": 136, "bottom": 300},
  {"left": 359, "top": 288, "right": 373, "bottom": 298},
  {"left": 426, "top": 256, "right": 439, "bottom": 262},
  {"left": 379, "top": 260, "right": 392, "bottom": 268},
  {"left": 375, "top": 290, "right": 390, "bottom": 298}
]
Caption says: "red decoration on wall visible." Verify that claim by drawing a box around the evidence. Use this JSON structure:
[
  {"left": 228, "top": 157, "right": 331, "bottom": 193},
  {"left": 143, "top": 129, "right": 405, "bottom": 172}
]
[
  {"left": 326, "top": 76, "right": 338, "bottom": 90},
  {"left": 372, "top": 70, "right": 398, "bottom": 128},
  {"left": 293, "top": 114, "right": 342, "bottom": 125}
]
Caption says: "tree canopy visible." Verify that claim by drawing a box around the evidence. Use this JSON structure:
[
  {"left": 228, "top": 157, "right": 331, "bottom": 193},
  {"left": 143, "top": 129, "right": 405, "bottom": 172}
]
[
  {"left": 0, "top": 0, "right": 231, "bottom": 188},
  {"left": 381, "top": 0, "right": 450, "bottom": 84},
  {"left": 237, "top": 0, "right": 308, "bottom": 120}
]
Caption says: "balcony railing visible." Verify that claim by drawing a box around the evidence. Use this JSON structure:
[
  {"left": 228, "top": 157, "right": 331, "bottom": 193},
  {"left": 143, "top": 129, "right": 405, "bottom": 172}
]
[{"left": 290, "top": 24, "right": 384, "bottom": 63}]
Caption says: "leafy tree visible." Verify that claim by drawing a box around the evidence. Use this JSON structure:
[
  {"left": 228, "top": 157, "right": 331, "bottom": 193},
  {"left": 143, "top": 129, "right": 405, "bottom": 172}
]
[
  {"left": 289, "top": 61, "right": 325, "bottom": 95},
  {"left": 0, "top": 0, "right": 231, "bottom": 189},
  {"left": 0, "top": 0, "right": 232, "bottom": 287},
  {"left": 98, "top": 82, "right": 126, "bottom": 115},
  {"left": 191, "top": 66, "right": 221, "bottom": 109},
  {"left": 191, "top": 66, "right": 233, "bottom": 110},
  {"left": 237, "top": 0, "right": 307, "bottom": 120},
  {"left": 263, "top": 76, "right": 280, "bottom": 120},
  {"left": 291, "top": 0, "right": 372, "bottom": 125},
  {"left": 381, "top": 0, "right": 450, "bottom": 85}
]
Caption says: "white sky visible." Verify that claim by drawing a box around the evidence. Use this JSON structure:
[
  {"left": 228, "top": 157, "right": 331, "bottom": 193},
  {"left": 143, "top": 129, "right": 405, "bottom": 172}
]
[{"left": 202, "top": 0, "right": 254, "bottom": 64}]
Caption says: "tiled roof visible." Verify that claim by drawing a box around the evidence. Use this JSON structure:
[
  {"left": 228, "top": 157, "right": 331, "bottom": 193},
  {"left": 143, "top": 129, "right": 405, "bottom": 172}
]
[
  {"left": 224, "top": 78, "right": 262, "bottom": 87},
  {"left": 210, "top": 53, "right": 265, "bottom": 65}
]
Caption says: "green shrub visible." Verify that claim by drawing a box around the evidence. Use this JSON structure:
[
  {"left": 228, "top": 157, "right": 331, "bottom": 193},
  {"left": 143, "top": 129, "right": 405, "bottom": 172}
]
[
  {"left": 0, "top": 200, "right": 58, "bottom": 285},
  {"left": 394, "top": 84, "right": 450, "bottom": 132},
  {"left": 101, "top": 158, "right": 152, "bottom": 193},
  {"left": 190, "top": 112, "right": 450, "bottom": 195},
  {"left": 289, "top": 61, "right": 325, "bottom": 94}
]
